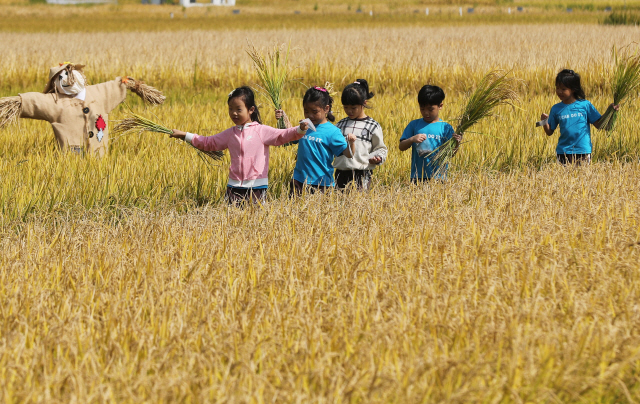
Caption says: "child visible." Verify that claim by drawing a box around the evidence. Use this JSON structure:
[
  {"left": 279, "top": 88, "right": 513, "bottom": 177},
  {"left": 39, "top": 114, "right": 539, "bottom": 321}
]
[
  {"left": 540, "top": 69, "right": 619, "bottom": 165},
  {"left": 170, "top": 86, "right": 308, "bottom": 204},
  {"left": 291, "top": 86, "right": 356, "bottom": 194},
  {"left": 399, "top": 85, "right": 463, "bottom": 182},
  {"left": 333, "top": 79, "right": 387, "bottom": 190}
]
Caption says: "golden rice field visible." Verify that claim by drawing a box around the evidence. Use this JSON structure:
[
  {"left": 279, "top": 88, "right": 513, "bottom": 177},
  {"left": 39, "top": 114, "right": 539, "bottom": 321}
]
[{"left": 2, "top": 9, "right": 640, "bottom": 402}]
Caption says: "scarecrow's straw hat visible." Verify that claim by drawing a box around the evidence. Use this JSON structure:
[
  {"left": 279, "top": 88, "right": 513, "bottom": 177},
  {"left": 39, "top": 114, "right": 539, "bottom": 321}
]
[{"left": 43, "top": 62, "right": 85, "bottom": 94}]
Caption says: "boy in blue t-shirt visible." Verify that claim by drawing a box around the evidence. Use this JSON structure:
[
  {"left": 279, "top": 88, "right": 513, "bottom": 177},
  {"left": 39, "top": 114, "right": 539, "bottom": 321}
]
[{"left": 399, "top": 85, "right": 463, "bottom": 181}]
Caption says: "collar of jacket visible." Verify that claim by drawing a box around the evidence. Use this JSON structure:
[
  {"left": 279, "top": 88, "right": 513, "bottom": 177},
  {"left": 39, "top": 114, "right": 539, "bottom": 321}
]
[{"left": 234, "top": 121, "right": 260, "bottom": 132}]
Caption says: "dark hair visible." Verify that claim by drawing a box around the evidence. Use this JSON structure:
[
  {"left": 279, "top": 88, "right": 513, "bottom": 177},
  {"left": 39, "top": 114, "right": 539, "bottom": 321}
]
[
  {"left": 341, "top": 78, "right": 374, "bottom": 107},
  {"left": 303, "top": 86, "right": 335, "bottom": 122},
  {"left": 555, "top": 69, "right": 585, "bottom": 100},
  {"left": 228, "top": 86, "right": 261, "bottom": 124},
  {"left": 417, "top": 85, "right": 445, "bottom": 106}
]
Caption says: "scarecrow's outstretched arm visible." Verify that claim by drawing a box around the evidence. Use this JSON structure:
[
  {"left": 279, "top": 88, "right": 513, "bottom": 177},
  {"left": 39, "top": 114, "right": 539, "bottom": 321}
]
[
  {"left": 1, "top": 92, "right": 58, "bottom": 129},
  {"left": 122, "top": 77, "right": 165, "bottom": 106}
]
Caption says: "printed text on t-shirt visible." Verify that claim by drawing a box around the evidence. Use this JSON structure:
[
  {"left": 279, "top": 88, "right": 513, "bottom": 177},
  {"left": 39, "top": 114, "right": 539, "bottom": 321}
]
[{"left": 303, "top": 135, "right": 323, "bottom": 143}]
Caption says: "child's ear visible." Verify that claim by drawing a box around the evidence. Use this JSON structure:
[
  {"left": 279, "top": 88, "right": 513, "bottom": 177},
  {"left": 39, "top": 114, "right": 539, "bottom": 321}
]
[
  {"left": 324, "top": 105, "right": 331, "bottom": 114},
  {"left": 248, "top": 106, "right": 256, "bottom": 115},
  {"left": 438, "top": 103, "right": 444, "bottom": 109}
]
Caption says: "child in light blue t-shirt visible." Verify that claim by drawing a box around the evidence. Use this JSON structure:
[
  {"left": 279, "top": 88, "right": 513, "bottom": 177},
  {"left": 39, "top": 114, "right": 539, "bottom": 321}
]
[
  {"left": 399, "top": 85, "right": 462, "bottom": 181},
  {"left": 291, "top": 86, "right": 356, "bottom": 194},
  {"left": 540, "top": 69, "right": 619, "bottom": 165}
]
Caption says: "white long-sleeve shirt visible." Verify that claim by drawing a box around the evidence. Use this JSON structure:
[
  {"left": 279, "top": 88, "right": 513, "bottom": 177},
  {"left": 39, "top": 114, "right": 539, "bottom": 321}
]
[{"left": 333, "top": 116, "right": 387, "bottom": 170}]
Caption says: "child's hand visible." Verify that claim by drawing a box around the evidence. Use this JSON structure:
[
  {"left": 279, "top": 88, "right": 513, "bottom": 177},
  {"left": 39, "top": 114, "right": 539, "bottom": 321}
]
[
  {"left": 369, "top": 156, "right": 382, "bottom": 164},
  {"left": 171, "top": 129, "right": 187, "bottom": 140},
  {"left": 275, "top": 109, "right": 286, "bottom": 119},
  {"left": 540, "top": 113, "right": 549, "bottom": 121},
  {"left": 453, "top": 132, "right": 463, "bottom": 142},
  {"left": 299, "top": 120, "right": 309, "bottom": 132},
  {"left": 347, "top": 133, "right": 357, "bottom": 144},
  {"left": 610, "top": 103, "right": 620, "bottom": 111},
  {"left": 413, "top": 134, "right": 427, "bottom": 143}
]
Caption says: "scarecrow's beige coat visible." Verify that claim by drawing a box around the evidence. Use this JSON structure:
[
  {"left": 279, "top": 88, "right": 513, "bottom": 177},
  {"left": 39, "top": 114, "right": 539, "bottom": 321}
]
[{"left": 19, "top": 79, "right": 126, "bottom": 156}]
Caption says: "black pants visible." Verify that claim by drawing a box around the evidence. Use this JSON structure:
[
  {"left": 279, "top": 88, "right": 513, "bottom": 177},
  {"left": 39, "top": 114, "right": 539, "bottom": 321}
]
[
  {"left": 334, "top": 169, "right": 372, "bottom": 190},
  {"left": 557, "top": 154, "right": 591, "bottom": 165},
  {"left": 225, "top": 187, "right": 266, "bottom": 205},
  {"left": 290, "top": 179, "right": 329, "bottom": 196}
]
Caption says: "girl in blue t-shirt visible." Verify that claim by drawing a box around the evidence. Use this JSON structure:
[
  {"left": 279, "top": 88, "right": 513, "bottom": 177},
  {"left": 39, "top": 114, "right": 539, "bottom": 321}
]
[
  {"left": 291, "top": 86, "right": 356, "bottom": 195},
  {"left": 540, "top": 69, "right": 619, "bottom": 165}
]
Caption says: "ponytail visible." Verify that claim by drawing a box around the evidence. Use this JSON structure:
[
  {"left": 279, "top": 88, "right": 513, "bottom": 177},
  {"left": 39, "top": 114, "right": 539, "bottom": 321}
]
[
  {"left": 228, "top": 86, "right": 262, "bottom": 124},
  {"left": 341, "top": 78, "right": 374, "bottom": 107}
]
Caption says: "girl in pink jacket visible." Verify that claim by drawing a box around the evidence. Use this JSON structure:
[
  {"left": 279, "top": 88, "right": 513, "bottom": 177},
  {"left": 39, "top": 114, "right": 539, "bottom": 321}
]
[{"left": 172, "top": 87, "right": 308, "bottom": 204}]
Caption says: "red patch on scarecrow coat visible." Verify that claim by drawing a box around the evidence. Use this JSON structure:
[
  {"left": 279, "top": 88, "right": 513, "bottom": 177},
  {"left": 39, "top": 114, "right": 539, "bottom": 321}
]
[{"left": 95, "top": 115, "right": 106, "bottom": 131}]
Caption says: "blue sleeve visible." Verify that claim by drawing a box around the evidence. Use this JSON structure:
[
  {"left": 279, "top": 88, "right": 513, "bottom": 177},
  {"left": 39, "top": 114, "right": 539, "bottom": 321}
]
[
  {"left": 586, "top": 101, "right": 602, "bottom": 124},
  {"left": 444, "top": 123, "right": 454, "bottom": 140},
  {"left": 400, "top": 121, "right": 415, "bottom": 141},
  {"left": 547, "top": 106, "right": 558, "bottom": 131},
  {"left": 329, "top": 128, "right": 348, "bottom": 157}
]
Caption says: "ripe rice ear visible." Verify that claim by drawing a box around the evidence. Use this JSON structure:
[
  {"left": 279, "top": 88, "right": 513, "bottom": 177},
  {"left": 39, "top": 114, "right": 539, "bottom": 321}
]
[
  {"left": 246, "top": 43, "right": 293, "bottom": 129},
  {"left": 123, "top": 77, "right": 166, "bottom": 105},
  {"left": 112, "top": 110, "right": 223, "bottom": 162},
  {"left": 0, "top": 96, "right": 21, "bottom": 129},
  {"left": 599, "top": 45, "right": 640, "bottom": 132}
]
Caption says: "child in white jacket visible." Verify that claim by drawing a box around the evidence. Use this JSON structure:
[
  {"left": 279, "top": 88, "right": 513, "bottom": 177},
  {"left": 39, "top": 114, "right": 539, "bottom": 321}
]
[{"left": 332, "top": 79, "right": 387, "bottom": 190}]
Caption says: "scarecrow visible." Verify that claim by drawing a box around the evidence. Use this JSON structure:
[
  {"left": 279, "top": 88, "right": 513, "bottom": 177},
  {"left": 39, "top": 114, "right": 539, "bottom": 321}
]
[{"left": 0, "top": 62, "right": 165, "bottom": 156}]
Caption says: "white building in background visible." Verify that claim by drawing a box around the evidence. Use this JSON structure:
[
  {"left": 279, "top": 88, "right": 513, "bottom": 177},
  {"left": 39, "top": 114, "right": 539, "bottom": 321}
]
[{"left": 181, "top": 0, "right": 235, "bottom": 7}]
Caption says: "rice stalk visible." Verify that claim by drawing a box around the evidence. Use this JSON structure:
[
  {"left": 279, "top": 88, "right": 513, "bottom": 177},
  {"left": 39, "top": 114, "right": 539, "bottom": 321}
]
[
  {"left": 123, "top": 77, "right": 166, "bottom": 105},
  {"left": 0, "top": 96, "right": 21, "bottom": 129},
  {"left": 426, "top": 70, "right": 522, "bottom": 175},
  {"left": 246, "top": 42, "right": 293, "bottom": 129},
  {"left": 112, "top": 111, "right": 223, "bottom": 162},
  {"left": 599, "top": 45, "right": 640, "bottom": 132}
]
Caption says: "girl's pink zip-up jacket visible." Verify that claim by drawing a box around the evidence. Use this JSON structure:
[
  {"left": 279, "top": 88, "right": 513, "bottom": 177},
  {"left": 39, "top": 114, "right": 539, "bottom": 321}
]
[{"left": 185, "top": 122, "right": 304, "bottom": 188}]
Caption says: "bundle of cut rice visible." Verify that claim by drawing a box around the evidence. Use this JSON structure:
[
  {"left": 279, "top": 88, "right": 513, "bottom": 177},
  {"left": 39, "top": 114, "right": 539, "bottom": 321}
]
[
  {"left": 112, "top": 111, "right": 223, "bottom": 162},
  {"left": 246, "top": 43, "right": 293, "bottom": 129},
  {"left": 426, "top": 70, "right": 522, "bottom": 174},
  {"left": 598, "top": 45, "right": 640, "bottom": 132}
]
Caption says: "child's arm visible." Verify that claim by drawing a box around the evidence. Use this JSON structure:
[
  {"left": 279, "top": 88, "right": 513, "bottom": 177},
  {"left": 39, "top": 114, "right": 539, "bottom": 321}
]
[
  {"left": 261, "top": 121, "right": 309, "bottom": 146},
  {"left": 170, "top": 128, "right": 231, "bottom": 151},
  {"left": 540, "top": 113, "right": 554, "bottom": 136},
  {"left": 399, "top": 134, "right": 426, "bottom": 151},
  {"left": 342, "top": 133, "right": 357, "bottom": 158},
  {"left": 275, "top": 109, "right": 293, "bottom": 129},
  {"left": 592, "top": 103, "right": 619, "bottom": 129},
  {"left": 369, "top": 125, "right": 387, "bottom": 165}
]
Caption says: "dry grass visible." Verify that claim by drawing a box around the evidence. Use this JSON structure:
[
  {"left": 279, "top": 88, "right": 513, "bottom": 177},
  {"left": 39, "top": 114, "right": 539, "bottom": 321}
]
[{"left": 2, "top": 20, "right": 640, "bottom": 403}]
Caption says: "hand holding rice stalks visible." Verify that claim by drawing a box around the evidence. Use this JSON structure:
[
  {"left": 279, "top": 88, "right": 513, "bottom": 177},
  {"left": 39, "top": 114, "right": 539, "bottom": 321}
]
[
  {"left": 112, "top": 111, "right": 223, "bottom": 162},
  {"left": 598, "top": 45, "right": 640, "bottom": 132},
  {"left": 427, "top": 70, "right": 522, "bottom": 171},
  {"left": 0, "top": 96, "right": 22, "bottom": 129},
  {"left": 246, "top": 42, "right": 293, "bottom": 129}
]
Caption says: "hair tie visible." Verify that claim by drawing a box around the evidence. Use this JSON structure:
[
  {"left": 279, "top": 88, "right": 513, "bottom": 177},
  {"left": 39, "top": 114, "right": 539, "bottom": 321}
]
[
  {"left": 228, "top": 90, "right": 235, "bottom": 97},
  {"left": 354, "top": 81, "right": 360, "bottom": 84},
  {"left": 313, "top": 86, "right": 327, "bottom": 93}
]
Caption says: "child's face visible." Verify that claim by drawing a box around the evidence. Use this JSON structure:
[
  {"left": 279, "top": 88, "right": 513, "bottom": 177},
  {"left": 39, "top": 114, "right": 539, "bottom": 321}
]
[
  {"left": 228, "top": 97, "right": 254, "bottom": 126},
  {"left": 343, "top": 104, "right": 366, "bottom": 120},
  {"left": 420, "top": 103, "right": 443, "bottom": 123},
  {"left": 555, "top": 84, "right": 574, "bottom": 102},
  {"left": 304, "top": 102, "right": 330, "bottom": 125}
]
